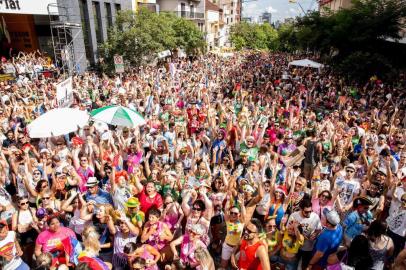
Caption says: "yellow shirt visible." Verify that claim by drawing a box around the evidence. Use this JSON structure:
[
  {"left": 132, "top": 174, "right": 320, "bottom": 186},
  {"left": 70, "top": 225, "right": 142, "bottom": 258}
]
[
  {"left": 264, "top": 230, "right": 279, "bottom": 253},
  {"left": 225, "top": 221, "right": 244, "bottom": 246},
  {"left": 281, "top": 230, "right": 304, "bottom": 254}
]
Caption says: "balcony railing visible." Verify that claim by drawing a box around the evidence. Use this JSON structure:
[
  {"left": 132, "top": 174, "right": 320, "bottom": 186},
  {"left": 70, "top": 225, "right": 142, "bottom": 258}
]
[{"left": 170, "top": 11, "right": 204, "bottom": 19}]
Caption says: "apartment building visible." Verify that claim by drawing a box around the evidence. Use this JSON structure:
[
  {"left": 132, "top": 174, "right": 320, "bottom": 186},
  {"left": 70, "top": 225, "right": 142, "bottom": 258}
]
[
  {"left": 211, "top": 0, "right": 241, "bottom": 47},
  {"left": 156, "top": 0, "right": 205, "bottom": 31}
]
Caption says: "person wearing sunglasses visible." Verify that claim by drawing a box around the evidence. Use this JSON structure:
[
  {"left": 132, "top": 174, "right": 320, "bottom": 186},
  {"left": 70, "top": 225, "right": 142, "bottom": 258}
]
[
  {"left": 263, "top": 216, "right": 280, "bottom": 265},
  {"left": 37, "top": 191, "right": 60, "bottom": 213},
  {"left": 311, "top": 190, "right": 333, "bottom": 227},
  {"left": 287, "top": 198, "right": 322, "bottom": 269},
  {"left": 220, "top": 196, "right": 246, "bottom": 270},
  {"left": 334, "top": 163, "right": 361, "bottom": 216},
  {"left": 11, "top": 196, "right": 39, "bottom": 266},
  {"left": 231, "top": 219, "right": 270, "bottom": 270}
]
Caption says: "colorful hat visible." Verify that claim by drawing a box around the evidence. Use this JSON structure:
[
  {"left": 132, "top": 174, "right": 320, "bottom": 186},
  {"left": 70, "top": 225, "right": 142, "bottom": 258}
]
[
  {"left": 125, "top": 197, "right": 140, "bottom": 208},
  {"left": 274, "top": 185, "right": 287, "bottom": 196}
]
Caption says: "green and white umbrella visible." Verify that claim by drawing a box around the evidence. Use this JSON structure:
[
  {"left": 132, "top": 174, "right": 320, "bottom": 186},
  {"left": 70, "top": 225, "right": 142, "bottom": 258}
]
[{"left": 90, "top": 106, "right": 146, "bottom": 127}]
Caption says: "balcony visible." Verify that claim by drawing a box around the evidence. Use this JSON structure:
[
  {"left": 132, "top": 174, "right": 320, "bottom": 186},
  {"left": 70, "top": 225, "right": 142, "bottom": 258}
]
[{"left": 171, "top": 11, "right": 205, "bottom": 20}]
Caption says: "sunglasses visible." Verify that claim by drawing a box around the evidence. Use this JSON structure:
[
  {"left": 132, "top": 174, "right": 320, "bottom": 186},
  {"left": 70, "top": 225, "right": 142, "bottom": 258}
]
[
  {"left": 19, "top": 201, "right": 28, "bottom": 206},
  {"left": 346, "top": 170, "right": 355, "bottom": 173},
  {"left": 243, "top": 228, "right": 256, "bottom": 234},
  {"left": 33, "top": 172, "right": 41, "bottom": 175},
  {"left": 192, "top": 207, "right": 202, "bottom": 211},
  {"left": 230, "top": 212, "right": 239, "bottom": 215},
  {"left": 321, "top": 194, "right": 331, "bottom": 199},
  {"left": 43, "top": 197, "right": 50, "bottom": 200}
]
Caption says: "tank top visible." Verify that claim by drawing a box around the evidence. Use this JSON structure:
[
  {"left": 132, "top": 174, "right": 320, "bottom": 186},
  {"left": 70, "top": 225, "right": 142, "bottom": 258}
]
[
  {"left": 17, "top": 209, "right": 34, "bottom": 227},
  {"left": 268, "top": 203, "right": 285, "bottom": 228},
  {"left": 225, "top": 221, "right": 244, "bottom": 246},
  {"left": 370, "top": 236, "right": 389, "bottom": 270},
  {"left": 238, "top": 239, "right": 264, "bottom": 270}
]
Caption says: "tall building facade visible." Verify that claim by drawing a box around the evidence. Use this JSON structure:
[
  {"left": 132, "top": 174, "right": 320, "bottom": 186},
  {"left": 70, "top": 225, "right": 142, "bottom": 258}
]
[
  {"left": 212, "top": 0, "right": 241, "bottom": 47},
  {"left": 56, "top": 0, "right": 133, "bottom": 71},
  {"left": 156, "top": 0, "right": 205, "bottom": 31},
  {"left": 260, "top": 11, "right": 272, "bottom": 25}
]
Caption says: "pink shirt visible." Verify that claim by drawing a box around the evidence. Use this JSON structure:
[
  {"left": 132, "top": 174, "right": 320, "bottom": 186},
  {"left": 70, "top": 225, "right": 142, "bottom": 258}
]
[
  {"left": 311, "top": 198, "right": 333, "bottom": 227},
  {"left": 36, "top": 226, "right": 76, "bottom": 253}
]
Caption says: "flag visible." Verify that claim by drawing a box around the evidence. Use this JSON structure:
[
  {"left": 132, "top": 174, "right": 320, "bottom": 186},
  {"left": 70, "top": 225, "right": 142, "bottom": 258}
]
[
  {"left": 2, "top": 17, "right": 10, "bottom": 44},
  {"left": 78, "top": 256, "right": 110, "bottom": 270},
  {"left": 61, "top": 237, "right": 82, "bottom": 265}
]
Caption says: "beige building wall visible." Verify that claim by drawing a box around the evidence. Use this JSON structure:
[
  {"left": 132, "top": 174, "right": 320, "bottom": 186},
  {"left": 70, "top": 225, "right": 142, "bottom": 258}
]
[{"left": 319, "top": 0, "right": 352, "bottom": 12}]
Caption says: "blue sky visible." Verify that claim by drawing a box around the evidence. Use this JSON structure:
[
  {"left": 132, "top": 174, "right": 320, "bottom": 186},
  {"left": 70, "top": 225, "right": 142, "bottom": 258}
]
[{"left": 242, "top": 0, "right": 318, "bottom": 22}]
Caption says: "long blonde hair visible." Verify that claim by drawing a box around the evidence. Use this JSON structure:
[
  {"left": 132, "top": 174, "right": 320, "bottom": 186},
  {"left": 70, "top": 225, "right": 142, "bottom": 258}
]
[
  {"left": 194, "top": 247, "right": 215, "bottom": 270},
  {"left": 82, "top": 225, "right": 101, "bottom": 256}
]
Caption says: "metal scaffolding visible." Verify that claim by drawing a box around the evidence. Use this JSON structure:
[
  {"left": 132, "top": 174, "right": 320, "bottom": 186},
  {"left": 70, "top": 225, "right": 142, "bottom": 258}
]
[{"left": 47, "top": 3, "right": 82, "bottom": 77}]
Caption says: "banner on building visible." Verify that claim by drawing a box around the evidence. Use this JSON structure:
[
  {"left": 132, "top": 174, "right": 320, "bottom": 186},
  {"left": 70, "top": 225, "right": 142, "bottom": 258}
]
[
  {"left": 114, "top": 55, "right": 124, "bottom": 73},
  {"left": 0, "top": 0, "right": 58, "bottom": 15},
  {"left": 56, "top": 77, "right": 73, "bottom": 108}
]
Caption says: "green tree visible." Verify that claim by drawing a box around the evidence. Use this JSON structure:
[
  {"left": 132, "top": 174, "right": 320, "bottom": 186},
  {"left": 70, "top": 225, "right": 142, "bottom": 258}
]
[
  {"left": 169, "top": 15, "right": 206, "bottom": 55},
  {"left": 230, "top": 22, "right": 279, "bottom": 51},
  {"left": 100, "top": 8, "right": 205, "bottom": 72},
  {"left": 287, "top": 0, "right": 406, "bottom": 80}
]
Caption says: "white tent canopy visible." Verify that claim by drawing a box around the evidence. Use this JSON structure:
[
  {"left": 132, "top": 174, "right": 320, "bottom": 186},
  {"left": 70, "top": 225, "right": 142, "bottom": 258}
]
[{"left": 288, "top": 59, "right": 324, "bottom": 70}]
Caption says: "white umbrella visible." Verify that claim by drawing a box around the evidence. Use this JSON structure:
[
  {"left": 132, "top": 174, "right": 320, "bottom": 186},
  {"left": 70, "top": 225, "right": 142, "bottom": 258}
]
[
  {"left": 28, "top": 108, "right": 89, "bottom": 138},
  {"left": 90, "top": 106, "right": 146, "bottom": 127}
]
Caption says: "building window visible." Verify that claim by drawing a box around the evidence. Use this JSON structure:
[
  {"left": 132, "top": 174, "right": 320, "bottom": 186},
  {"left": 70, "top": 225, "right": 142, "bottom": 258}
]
[
  {"left": 115, "top": 3, "right": 121, "bottom": 14},
  {"left": 105, "top": 2, "right": 113, "bottom": 29},
  {"left": 92, "top": 1, "right": 103, "bottom": 45},
  {"left": 180, "top": 3, "right": 186, "bottom": 17},
  {"left": 79, "top": 0, "right": 92, "bottom": 63},
  {"left": 190, "top": 4, "right": 194, "bottom": 18}
]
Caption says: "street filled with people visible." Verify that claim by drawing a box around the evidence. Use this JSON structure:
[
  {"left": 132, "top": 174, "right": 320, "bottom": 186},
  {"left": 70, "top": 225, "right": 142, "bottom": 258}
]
[{"left": 0, "top": 50, "right": 405, "bottom": 270}]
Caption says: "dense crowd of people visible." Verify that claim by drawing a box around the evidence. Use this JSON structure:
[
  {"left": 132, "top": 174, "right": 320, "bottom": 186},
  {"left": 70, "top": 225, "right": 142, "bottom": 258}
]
[{"left": 0, "top": 50, "right": 405, "bottom": 270}]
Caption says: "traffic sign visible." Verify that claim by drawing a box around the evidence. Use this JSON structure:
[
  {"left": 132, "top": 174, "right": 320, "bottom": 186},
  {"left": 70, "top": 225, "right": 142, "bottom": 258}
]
[{"left": 114, "top": 55, "right": 124, "bottom": 73}]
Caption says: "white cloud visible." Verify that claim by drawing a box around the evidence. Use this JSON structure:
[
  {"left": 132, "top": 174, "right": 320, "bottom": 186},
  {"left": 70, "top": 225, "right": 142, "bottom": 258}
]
[
  {"left": 289, "top": 8, "right": 298, "bottom": 13},
  {"left": 267, "top": 6, "right": 278, "bottom": 13}
]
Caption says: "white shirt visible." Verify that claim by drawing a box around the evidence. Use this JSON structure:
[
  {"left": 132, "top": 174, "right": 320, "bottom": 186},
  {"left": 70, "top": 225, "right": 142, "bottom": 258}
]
[
  {"left": 288, "top": 211, "right": 322, "bottom": 251},
  {"left": 334, "top": 177, "right": 361, "bottom": 206},
  {"left": 389, "top": 187, "right": 405, "bottom": 216},
  {"left": 387, "top": 208, "right": 406, "bottom": 236},
  {"left": 0, "top": 231, "right": 23, "bottom": 270}
]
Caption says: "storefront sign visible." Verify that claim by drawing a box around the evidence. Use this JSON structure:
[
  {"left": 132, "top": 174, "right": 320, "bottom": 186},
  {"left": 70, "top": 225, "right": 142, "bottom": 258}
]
[{"left": 0, "top": 0, "right": 58, "bottom": 15}]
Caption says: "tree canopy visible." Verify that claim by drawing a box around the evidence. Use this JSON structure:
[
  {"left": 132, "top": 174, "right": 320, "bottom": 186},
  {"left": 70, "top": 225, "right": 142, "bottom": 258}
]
[
  {"left": 284, "top": 0, "right": 406, "bottom": 80},
  {"left": 229, "top": 22, "right": 278, "bottom": 51},
  {"left": 100, "top": 8, "right": 205, "bottom": 72}
]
